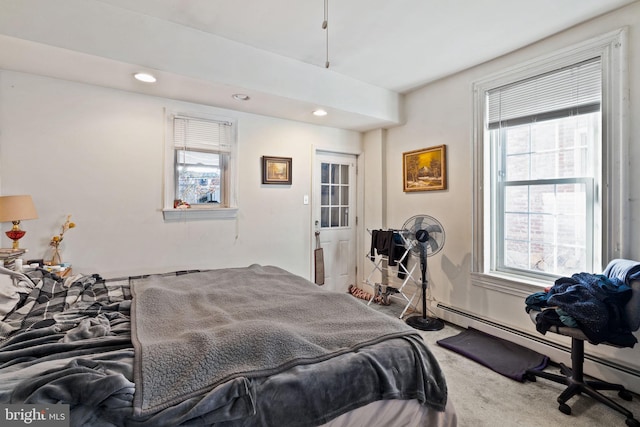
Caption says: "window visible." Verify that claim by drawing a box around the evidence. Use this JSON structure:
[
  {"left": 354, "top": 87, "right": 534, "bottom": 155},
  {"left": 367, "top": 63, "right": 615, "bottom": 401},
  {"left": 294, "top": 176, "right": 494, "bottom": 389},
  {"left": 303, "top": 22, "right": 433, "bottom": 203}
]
[
  {"left": 490, "top": 59, "right": 601, "bottom": 278},
  {"left": 163, "top": 113, "right": 237, "bottom": 220},
  {"left": 472, "top": 29, "right": 627, "bottom": 288},
  {"left": 320, "top": 162, "right": 350, "bottom": 228},
  {"left": 175, "top": 149, "right": 223, "bottom": 205}
]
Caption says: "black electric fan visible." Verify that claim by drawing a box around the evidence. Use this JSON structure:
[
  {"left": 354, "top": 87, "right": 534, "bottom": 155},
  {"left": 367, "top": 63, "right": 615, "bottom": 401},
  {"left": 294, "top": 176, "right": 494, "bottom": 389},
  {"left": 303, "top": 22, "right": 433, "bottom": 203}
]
[{"left": 402, "top": 214, "right": 446, "bottom": 331}]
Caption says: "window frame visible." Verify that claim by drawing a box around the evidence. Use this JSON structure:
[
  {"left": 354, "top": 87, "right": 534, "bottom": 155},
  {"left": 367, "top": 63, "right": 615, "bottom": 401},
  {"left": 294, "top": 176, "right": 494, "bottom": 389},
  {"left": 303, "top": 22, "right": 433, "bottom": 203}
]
[
  {"left": 163, "top": 111, "right": 238, "bottom": 221},
  {"left": 471, "top": 28, "right": 629, "bottom": 293}
]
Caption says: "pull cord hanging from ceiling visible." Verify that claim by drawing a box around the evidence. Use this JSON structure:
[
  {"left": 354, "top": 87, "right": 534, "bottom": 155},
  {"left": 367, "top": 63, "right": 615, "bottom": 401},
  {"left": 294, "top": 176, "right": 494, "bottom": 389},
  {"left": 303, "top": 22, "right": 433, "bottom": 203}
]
[{"left": 322, "top": 0, "right": 329, "bottom": 68}]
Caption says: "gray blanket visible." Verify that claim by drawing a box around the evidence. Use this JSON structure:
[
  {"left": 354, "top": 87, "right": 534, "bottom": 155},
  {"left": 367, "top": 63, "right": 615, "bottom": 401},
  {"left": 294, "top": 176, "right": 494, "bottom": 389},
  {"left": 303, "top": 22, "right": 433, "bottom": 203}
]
[
  {"left": 1, "top": 267, "right": 447, "bottom": 426},
  {"left": 130, "top": 265, "right": 442, "bottom": 419}
]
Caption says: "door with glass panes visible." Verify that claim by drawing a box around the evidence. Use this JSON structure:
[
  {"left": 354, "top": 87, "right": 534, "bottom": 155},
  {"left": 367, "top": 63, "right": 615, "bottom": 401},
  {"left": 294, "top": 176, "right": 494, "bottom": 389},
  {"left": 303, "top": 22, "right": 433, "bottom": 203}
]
[{"left": 314, "top": 151, "right": 357, "bottom": 293}]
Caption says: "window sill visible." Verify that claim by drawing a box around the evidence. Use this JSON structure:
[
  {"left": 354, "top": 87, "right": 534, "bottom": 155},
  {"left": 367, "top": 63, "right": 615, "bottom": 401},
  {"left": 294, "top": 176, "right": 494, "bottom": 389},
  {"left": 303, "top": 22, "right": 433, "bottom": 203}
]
[
  {"left": 162, "top": 207, "right": 238, "bottom": 221},
  {"left": 470, "top": 271, "right": 552, "bottom": 298}
]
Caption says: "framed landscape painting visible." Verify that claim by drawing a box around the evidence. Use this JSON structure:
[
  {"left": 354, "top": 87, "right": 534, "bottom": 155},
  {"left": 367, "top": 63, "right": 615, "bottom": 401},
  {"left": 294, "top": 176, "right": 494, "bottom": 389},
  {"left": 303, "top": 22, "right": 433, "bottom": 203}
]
[
  {"left": 262, "top": 156, "right": 292, "bottom": 185},
  {"left": 402, "top": 145, "right": 447, "bottom": 192}
]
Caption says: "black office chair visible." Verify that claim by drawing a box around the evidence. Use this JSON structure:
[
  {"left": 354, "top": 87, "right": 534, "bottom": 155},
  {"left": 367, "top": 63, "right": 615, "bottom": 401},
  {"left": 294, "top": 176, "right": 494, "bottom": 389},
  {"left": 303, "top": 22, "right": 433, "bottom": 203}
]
[{"left": 525, "top": 259, "right": 640, "bottom": 427}]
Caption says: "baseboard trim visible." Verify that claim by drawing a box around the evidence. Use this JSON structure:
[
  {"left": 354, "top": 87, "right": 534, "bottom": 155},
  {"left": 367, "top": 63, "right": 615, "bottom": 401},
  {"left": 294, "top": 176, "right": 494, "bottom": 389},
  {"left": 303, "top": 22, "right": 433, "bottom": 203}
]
[{"left": 435, "top": 303, "right": 640, "bottom": 394}]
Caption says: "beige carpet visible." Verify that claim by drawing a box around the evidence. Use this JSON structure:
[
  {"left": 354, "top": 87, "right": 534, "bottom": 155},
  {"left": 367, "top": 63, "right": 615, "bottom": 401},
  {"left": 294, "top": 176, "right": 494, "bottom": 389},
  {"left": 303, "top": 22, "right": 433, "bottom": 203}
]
[{"left": 365, "top": 298, "right": 640, "bottom": 426}]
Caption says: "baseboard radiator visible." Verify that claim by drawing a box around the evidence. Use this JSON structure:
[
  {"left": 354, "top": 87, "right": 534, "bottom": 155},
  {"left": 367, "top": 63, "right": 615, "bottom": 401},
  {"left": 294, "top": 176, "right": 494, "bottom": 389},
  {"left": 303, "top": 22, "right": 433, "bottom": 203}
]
[{"left": 436, "top": 302, "right": 640, "bottom": 393}]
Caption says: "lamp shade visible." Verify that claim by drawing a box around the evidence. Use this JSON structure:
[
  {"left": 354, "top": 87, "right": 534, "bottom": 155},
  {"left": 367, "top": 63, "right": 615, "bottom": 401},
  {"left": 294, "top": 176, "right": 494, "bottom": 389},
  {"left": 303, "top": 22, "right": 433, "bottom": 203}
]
[{"left": 0, "top": 195, "right": 38, "bottom": 222}]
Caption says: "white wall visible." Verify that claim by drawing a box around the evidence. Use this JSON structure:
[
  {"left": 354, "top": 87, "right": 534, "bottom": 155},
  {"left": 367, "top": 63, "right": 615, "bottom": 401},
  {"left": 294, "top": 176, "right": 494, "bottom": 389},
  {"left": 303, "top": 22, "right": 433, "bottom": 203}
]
[
  {"left": 0, "top": 71, "right": 361, "bottom": 279},
  {"left": 367, "top": 2, "right": 640, "bottom": 388}
]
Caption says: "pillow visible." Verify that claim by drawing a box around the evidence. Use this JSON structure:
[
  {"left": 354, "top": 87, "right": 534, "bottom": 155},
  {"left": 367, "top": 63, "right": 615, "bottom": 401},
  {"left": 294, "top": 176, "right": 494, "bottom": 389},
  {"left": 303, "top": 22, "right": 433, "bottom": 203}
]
[
  {"left": 0, "top": 266, "right": 35, "bottom": 319},
  {"left": 0, "top": 274, "right": 20, "bottom": 319}
]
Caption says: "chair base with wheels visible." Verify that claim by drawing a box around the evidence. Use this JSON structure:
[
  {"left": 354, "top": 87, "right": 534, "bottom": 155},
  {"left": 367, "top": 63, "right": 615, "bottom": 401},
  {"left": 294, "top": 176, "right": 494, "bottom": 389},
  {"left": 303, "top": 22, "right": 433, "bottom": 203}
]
[{"left": 525, "top": 331, "right": 638, "bottom": 427}]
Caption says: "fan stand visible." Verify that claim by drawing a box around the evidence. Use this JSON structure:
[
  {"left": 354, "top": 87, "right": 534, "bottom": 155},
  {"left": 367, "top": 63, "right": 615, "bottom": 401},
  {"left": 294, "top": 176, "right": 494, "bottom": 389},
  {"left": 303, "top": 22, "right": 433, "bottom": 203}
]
[{"left": 405, "top": 239, "right": 444, "bottom": 331}]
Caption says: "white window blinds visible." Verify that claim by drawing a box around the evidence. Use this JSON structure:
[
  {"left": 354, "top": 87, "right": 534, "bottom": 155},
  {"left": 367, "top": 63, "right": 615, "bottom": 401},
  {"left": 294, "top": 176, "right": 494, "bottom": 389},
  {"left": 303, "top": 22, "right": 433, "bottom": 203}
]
[
  {"left": 487, "top": 58, "right": 601, "bottom": 129},
  {"left": 173, "top": 116, "right": 232, "bottom": 152}
]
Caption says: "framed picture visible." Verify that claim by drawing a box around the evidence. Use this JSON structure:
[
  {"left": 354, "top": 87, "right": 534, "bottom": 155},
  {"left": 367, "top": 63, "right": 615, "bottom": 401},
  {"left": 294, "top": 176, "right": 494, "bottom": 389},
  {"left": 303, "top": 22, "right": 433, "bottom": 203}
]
[
  {"left": 402, "top": 145, "right": 447, "bottom": 192},
  {"left": 262, "top": 156, "right": 292, "bottom": 185}
]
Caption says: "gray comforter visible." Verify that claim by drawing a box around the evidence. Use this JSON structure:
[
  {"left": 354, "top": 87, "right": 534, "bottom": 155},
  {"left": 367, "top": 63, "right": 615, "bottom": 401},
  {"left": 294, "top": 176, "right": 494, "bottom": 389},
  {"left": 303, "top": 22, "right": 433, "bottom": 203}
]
[{"left": 1, "top": 266, "right": 447, "bottom": 426}]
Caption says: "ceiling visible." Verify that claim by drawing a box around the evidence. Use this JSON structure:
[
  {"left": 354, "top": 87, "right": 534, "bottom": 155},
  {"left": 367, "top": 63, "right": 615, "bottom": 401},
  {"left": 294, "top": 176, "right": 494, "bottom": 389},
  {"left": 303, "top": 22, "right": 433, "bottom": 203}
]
[{"left": 0, "top": 0, "right": 636, "bottom": 131}]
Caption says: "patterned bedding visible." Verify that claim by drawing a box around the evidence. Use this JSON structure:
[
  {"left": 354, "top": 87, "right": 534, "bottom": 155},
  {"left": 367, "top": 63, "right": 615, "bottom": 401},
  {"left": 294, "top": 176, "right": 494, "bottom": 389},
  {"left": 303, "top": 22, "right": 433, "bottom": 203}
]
[
  {"left": 0, "top": 272, "right": 130, "bottom": 340},
  {"left": 0, "top": 266, "right": 449, "bottom": 426}
]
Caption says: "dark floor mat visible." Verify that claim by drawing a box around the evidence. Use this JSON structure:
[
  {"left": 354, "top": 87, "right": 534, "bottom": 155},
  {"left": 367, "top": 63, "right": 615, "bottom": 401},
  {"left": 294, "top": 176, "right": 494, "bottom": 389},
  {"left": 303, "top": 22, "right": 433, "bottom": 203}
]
[{"left": 437, "top": 327, "right": 549, "bottom": 381}]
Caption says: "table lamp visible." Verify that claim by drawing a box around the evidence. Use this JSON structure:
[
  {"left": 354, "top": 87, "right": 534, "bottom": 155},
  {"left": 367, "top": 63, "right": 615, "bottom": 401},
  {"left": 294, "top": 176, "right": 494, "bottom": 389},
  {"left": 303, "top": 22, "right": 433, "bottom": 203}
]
[{"left": 0, "top": 195, "right": 38, "bottom": 249}]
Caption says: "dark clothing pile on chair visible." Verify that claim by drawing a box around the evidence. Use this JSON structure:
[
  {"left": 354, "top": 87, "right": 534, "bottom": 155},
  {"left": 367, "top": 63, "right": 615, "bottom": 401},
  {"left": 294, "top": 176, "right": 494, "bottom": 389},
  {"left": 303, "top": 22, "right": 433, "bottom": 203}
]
[{"left": 525, "top": 273, "right": 636, "bottom": 347}]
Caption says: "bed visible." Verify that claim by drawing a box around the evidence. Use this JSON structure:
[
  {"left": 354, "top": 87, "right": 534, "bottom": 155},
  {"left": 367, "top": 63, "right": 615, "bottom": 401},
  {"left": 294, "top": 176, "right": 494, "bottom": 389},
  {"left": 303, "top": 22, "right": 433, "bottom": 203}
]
[{"left": 0, "top": 264, "right": 455, "bottom": 426}]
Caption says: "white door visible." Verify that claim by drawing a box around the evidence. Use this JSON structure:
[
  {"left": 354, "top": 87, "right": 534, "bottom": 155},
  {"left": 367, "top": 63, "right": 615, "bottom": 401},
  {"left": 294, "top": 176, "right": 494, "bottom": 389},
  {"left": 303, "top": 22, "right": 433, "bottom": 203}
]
[{"left": 314, "top": 151, "right": 357, "bottom": 293}]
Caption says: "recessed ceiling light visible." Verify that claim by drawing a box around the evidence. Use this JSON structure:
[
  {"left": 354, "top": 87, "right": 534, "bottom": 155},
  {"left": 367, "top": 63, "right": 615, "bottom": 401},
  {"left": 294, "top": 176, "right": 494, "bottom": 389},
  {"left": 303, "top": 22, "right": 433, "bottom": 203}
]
[
  {"left": 313, "top": 109, "right": 328, "bottom": 117},
  {"left": 232, "top": 94, "right": 250, "bottom": 101},
  {"left": 133, "top": 72, "right": 157, "bottom": 83}
]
